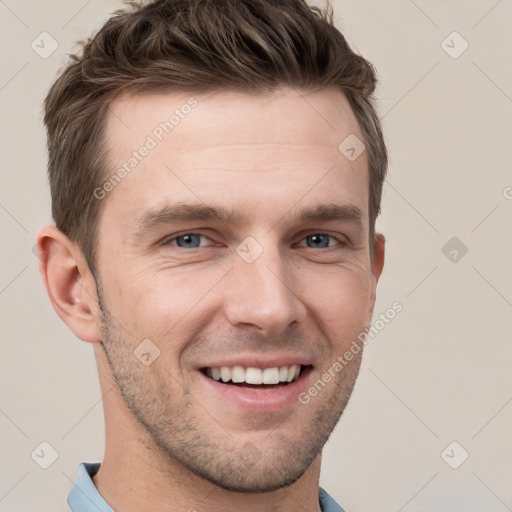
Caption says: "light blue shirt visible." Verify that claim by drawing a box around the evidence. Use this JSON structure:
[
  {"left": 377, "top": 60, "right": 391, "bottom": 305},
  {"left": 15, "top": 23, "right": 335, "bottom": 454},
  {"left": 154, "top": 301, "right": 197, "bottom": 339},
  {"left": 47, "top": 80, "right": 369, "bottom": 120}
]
[{"left": 68, "top": 462, "right": 346, "bottom": 512}]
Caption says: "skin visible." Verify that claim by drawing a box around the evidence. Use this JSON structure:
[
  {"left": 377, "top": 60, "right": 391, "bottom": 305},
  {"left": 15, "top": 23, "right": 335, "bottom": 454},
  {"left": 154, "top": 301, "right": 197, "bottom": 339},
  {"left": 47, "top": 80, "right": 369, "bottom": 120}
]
[{"left": 38, "top": 87, "right": 385, "bottom": 512}]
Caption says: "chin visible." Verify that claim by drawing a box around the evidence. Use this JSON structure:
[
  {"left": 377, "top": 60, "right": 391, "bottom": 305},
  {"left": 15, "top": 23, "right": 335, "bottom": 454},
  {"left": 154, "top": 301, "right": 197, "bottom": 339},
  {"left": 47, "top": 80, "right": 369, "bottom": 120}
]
[{"left": 193, "top": 455, "right": 312, "bottom": 493}]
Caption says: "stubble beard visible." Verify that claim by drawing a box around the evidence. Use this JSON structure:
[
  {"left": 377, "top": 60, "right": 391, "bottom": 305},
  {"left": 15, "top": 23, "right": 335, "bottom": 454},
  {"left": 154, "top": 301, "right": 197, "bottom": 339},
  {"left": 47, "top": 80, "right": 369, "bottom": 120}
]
[{"left": 97, "top": 291, "right": 362, "bottom": 493}]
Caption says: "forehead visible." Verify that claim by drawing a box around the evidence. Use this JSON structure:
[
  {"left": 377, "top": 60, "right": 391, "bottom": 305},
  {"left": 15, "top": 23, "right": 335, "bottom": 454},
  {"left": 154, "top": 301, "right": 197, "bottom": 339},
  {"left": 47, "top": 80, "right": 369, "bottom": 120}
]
[
  {"left": 107, "top": 86, "right": 360, "bottom": 140},
  {"left": 100, "top": 87, "right": 369, "bottom": 234}
]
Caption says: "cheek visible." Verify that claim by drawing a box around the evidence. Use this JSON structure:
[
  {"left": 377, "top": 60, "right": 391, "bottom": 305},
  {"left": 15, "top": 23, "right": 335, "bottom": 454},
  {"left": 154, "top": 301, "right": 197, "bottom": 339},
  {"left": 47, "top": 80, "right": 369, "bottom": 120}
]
[
  {"left": 105, "top": 265, "right": 225, "bottom": 344},
  {"left": 301, "top": 252, "right": 373, "bottom": 299},
  {"left": 297, "top": 262, "right": 373, "bottom": 342}
]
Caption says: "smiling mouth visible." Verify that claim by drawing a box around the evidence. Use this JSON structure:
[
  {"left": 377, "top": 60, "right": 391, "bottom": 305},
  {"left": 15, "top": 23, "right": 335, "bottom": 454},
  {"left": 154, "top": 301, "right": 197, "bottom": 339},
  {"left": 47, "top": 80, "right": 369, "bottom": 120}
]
[{"left": 201, "top": 365, "right": 311, "bottom": 389}]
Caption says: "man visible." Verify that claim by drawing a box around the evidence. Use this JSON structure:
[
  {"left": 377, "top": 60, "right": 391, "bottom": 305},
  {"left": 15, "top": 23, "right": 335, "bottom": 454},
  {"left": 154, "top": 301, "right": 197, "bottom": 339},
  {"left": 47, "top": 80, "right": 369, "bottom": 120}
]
[{"left": 37, "top": 0, "right": 387, "bottom": 510}]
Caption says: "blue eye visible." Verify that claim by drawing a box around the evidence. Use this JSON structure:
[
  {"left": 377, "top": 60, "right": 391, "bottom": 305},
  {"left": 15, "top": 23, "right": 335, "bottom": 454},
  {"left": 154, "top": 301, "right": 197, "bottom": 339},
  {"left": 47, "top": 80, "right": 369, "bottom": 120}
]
[
  {"left": 163, "top": 232, "right": 344, "bottom": 251},
  {"left": 171, "top": 233, "right": 205, "bottom": 248},
  {"left": 302, "top": 234, "right": 338, "bottom": 248}
]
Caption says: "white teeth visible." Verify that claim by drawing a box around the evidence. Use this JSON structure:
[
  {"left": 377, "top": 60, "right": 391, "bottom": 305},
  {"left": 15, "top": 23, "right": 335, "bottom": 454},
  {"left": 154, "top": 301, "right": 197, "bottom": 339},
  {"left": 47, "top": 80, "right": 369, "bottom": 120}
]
[
  {"left": 287, "top": 365, "right": 298, "bottom": 382},
  {"left": 220, "top": 366, "right": 231, "bottom": 382},
  {"left": 206, "top": 365, "right": 303, "bottom": 385},
  {"left": 231, "top": 366, "right": 245, "bottom": 383},
  {"left": 245, "top": 367, "right": 263, "bottom": 385},
  {"left": 262, "top": 367, "right": 280, "bottom": 385}
]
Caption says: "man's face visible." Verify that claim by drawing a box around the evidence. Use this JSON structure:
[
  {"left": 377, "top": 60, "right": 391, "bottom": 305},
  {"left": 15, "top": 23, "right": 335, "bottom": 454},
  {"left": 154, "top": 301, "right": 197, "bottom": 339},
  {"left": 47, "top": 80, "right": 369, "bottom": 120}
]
[{"left": 95, "top": 87, "right": 382, "bottom": 492}]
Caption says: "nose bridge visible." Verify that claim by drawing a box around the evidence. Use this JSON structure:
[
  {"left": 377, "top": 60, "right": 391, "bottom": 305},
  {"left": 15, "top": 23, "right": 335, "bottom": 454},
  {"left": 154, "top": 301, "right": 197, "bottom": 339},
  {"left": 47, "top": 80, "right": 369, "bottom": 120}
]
[{"left": 224, "top": 236, "right": 303, "bottom": 335}]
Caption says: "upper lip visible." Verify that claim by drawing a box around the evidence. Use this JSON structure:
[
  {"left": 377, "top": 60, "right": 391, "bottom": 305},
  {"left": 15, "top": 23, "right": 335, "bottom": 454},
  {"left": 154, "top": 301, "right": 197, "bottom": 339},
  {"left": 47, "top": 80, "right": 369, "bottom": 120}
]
[{"left": 198, "top": 354, "right": 314, "bottom": 370}]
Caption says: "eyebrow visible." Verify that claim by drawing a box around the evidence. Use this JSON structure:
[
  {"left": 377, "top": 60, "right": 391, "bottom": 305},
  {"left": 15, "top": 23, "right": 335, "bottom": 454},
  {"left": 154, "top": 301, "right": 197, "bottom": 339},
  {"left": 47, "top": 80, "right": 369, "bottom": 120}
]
[{"left": 135, "top": 202, "right": 364, "bottom": 235}]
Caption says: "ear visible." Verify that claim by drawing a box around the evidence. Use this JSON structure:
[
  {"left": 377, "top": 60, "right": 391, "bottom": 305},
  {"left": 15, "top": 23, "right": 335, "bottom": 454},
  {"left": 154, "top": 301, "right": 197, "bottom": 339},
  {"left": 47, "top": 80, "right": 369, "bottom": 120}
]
[
  {"left": 367, "top": 232, "right": 386, "bottom": 319},
  {"left": 371, "top": 233, "right": 385, "bottom": 282},
  {"left": 36, "top": 226, "right": 102, "bottom": 344}
]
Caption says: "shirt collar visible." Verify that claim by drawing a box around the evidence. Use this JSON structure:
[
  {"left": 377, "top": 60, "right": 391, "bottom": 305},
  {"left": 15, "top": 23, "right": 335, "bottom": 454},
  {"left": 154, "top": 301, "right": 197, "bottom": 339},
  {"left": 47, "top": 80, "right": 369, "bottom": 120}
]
[{"left": 67, "top": 462, "right": 113, "bottom": 512}]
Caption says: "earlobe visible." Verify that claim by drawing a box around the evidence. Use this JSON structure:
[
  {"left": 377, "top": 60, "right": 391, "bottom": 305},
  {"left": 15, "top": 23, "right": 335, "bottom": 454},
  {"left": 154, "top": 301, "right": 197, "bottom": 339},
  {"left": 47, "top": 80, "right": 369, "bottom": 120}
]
[{"left": 37, "top": 226, "right": 102, "bottom": 344}]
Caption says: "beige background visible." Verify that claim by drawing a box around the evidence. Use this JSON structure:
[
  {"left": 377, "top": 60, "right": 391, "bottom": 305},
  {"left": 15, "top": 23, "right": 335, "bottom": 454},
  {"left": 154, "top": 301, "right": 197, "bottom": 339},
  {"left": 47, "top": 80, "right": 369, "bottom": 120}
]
[{"left": 1, "top": 1, "right": 511, "bottom": 510}]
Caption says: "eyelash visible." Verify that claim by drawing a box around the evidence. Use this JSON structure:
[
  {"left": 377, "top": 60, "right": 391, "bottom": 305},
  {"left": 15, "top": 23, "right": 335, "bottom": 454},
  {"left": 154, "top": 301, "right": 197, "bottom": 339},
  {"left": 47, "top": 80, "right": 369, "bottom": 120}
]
[{"left": 162, "top": 231, "right": 348, "bottom": 249}]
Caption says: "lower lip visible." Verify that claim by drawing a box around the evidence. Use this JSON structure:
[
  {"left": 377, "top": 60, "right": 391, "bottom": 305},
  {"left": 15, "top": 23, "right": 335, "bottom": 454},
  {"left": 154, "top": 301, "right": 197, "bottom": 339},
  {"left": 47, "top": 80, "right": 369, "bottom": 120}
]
[{"left": 199, "top": 367, "right": 313, "bottom": 412}]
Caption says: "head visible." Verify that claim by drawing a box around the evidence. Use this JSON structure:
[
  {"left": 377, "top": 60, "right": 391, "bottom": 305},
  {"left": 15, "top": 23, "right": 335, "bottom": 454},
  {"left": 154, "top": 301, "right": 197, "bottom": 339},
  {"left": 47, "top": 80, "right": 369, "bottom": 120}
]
[{"left": 39, "top": 0, "right": 386, "bottom": 494}]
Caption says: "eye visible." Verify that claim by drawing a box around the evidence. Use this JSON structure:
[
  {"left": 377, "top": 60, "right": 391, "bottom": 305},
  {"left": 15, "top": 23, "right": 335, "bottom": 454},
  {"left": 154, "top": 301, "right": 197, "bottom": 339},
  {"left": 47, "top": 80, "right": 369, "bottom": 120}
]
[
  {"left": 297, "top": 233, "right": 344, "bottom": 249},
  {"left": 166, "top": 233, "right": 212, "bottom": 249},
  {"left": 161, "top": 232, "right": 345, "bottom": 251}
]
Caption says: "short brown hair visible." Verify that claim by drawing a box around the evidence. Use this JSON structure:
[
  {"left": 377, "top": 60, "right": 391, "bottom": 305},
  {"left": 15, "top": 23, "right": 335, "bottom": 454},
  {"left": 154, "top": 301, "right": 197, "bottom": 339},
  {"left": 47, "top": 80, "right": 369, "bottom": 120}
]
[{"left": 44, "top": 0, "right": 387, "bottom": 273}]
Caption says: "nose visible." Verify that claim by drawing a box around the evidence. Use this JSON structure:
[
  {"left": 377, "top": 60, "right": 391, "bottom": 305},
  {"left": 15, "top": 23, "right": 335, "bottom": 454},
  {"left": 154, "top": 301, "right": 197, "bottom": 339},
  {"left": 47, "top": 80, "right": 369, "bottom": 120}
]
[{"left": 222, "top": 241, "right": 306, "bottom": 338}]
